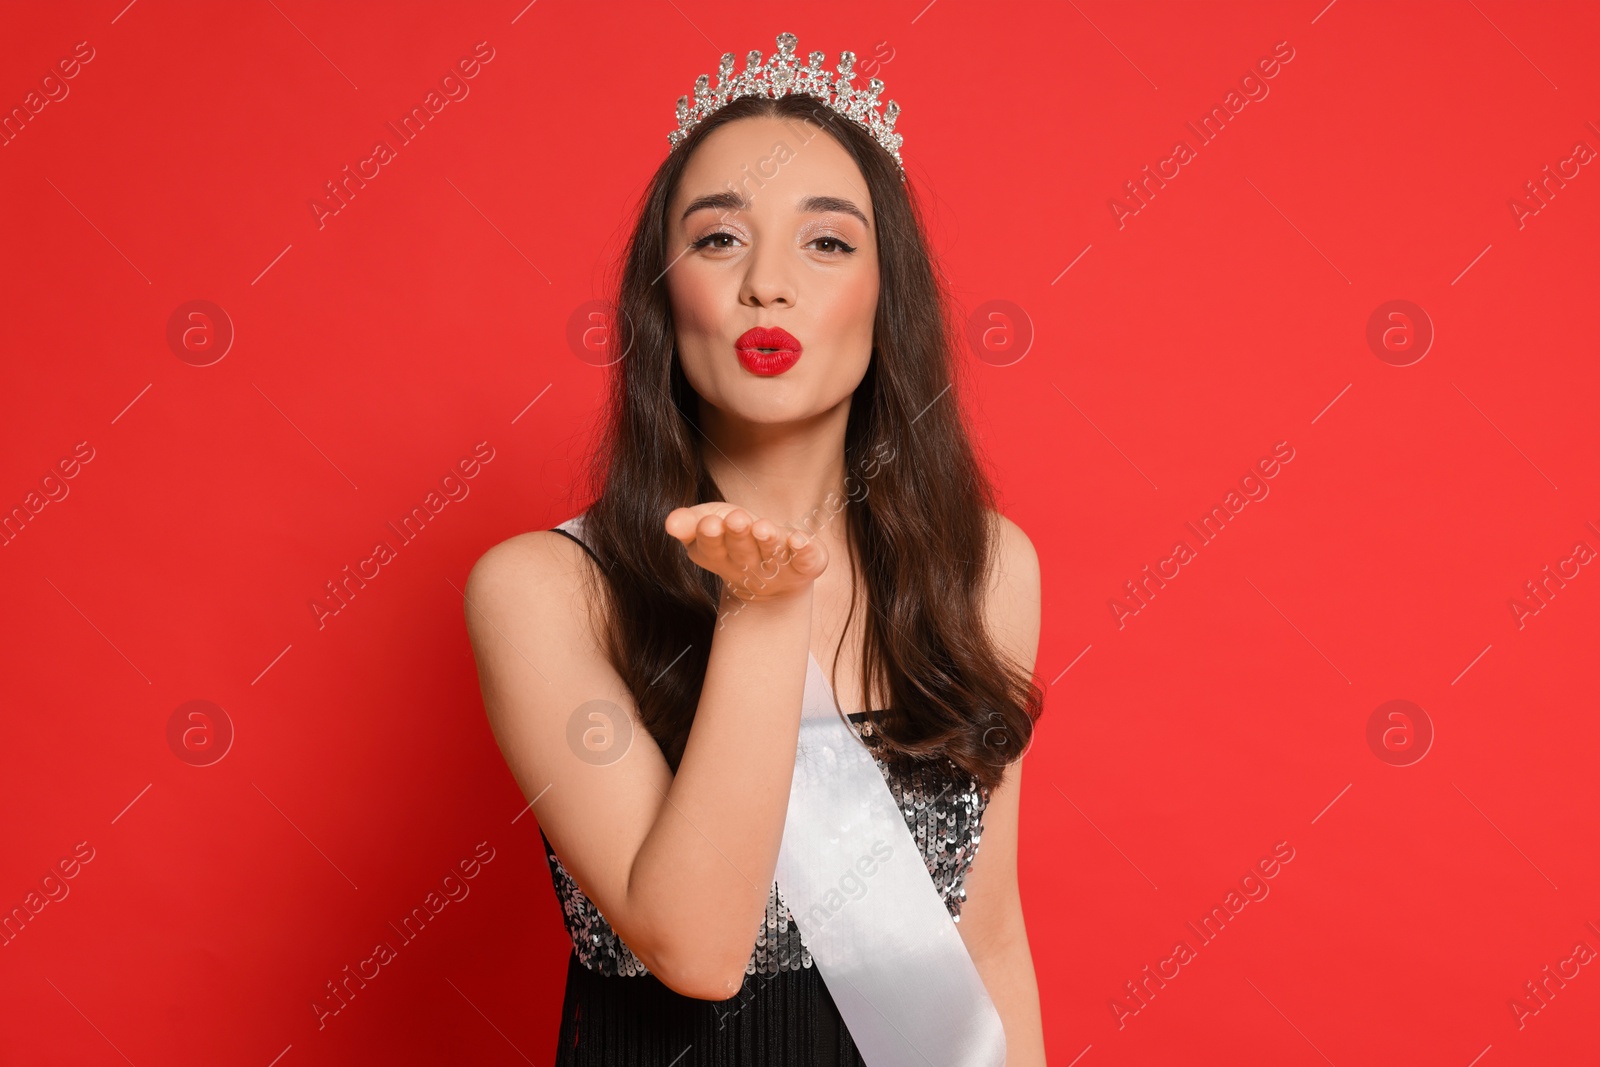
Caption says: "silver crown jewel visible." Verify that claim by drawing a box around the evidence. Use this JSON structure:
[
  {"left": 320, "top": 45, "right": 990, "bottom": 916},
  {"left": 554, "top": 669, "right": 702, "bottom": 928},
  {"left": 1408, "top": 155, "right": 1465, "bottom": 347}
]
[{"left": 667, "top": 31, "right": 905, "bottom": 180}]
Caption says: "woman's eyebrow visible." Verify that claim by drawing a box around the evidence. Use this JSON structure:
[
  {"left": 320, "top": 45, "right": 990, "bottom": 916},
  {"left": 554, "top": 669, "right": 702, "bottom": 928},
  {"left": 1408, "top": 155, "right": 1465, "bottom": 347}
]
[
  {"left": 679, "top": 190, "right": 744, "bottom": 222},
  {"left": 802, "top": 195, "right": 871, "bottom": 229},
  {"left": 679, "top": 191, "right": 871, "bottom": 229}
]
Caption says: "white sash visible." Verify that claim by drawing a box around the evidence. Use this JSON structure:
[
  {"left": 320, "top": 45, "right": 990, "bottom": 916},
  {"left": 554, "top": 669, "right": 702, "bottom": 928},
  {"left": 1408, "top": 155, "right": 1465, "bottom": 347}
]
[
  {"left": 554, "top": 515, "right": 1006, "bottom": 1063},
  {"left": 775, "top": 650, "right": 1006, "bottom": 1066}
]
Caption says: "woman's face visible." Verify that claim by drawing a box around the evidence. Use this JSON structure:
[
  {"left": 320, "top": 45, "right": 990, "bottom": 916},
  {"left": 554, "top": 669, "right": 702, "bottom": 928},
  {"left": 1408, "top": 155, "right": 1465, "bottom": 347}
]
[{"left": 664, "top": 114, "right": 880, "bottom": 426}]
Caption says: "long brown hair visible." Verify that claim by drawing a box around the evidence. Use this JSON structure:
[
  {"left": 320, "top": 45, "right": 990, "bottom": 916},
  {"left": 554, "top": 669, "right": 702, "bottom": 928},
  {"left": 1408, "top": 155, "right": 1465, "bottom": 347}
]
[{"left": 567, "top": 93, "right": 1041, "bottom": 790}]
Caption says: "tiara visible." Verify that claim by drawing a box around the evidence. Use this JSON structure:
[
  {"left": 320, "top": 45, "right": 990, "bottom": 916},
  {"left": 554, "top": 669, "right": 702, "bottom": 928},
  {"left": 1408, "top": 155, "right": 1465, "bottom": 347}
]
[{"left": 667, "top": 31, "right": 906, "bottom": 180}]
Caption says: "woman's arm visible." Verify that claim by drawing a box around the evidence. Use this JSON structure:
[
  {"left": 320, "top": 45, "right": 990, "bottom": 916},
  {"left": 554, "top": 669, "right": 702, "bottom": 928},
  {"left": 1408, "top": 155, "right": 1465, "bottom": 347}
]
[
  {"left": 958, "top": 512, "right": 1047, "bottom": 1064},
  {"left": 961, "top": 759, "right": 1047, "bottom": 1065},
  {"left": 464, "top": 517, "right": 819, "bottom": 1001}
]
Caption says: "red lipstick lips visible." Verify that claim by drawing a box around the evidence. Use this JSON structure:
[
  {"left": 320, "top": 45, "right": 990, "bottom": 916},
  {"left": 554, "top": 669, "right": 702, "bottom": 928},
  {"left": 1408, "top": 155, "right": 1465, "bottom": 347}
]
[{"left": 735, "top": 326, "right": 802, "bottom": 376}]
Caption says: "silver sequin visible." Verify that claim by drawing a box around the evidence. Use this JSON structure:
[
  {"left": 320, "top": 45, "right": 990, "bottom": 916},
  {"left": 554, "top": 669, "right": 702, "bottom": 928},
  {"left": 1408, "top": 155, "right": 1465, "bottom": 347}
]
[{"left": 543, "top": 717, "right": 991, "bottom": 978}]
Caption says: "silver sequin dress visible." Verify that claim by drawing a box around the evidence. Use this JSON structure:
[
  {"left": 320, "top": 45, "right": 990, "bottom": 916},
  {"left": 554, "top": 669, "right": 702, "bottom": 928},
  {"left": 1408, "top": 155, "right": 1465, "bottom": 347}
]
[{"left": 541, "top": 725, "right": 991, "bottom": 979}]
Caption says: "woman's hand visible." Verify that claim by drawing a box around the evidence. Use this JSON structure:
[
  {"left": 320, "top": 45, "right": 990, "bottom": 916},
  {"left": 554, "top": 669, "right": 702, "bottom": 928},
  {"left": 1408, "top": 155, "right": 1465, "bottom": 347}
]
[{"left": 665, "top": 504, "right": 828, "bottom": 605}]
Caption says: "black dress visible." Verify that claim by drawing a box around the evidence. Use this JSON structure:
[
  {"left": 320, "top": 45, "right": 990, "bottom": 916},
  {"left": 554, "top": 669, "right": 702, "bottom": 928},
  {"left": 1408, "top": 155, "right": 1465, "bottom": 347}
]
[{"left": 545, "top": 523, "right": 992, "bottom": 1066}]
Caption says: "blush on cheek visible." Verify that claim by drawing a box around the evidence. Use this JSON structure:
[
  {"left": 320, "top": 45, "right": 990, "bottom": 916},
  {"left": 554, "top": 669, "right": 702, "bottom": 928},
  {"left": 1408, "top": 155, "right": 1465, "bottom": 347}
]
[
  {"left": 841, "top": 284, "right": 879, "bottom": 353},
  {"left": 666, "top": 270, "right": 726, "bottom": 347}
]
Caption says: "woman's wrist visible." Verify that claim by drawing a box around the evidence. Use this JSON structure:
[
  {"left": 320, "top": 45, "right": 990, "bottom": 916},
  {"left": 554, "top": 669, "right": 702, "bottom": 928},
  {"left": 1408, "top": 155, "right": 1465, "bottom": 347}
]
[{"left": 716, "top": 578, "right": 812, "bottom": 626}]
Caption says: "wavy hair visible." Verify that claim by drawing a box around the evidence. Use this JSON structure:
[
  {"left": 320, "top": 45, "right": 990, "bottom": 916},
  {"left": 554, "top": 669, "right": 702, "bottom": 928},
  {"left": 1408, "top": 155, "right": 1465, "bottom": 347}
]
[{"left": 567, "top": 92, "right": 1041, "bottom": 789}]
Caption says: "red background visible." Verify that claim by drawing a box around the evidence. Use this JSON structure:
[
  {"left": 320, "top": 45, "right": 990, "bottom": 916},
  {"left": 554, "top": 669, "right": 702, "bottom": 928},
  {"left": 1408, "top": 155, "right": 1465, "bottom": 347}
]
[{"left": 3, "top": 1, "right": 1598, "bottom": 1063}]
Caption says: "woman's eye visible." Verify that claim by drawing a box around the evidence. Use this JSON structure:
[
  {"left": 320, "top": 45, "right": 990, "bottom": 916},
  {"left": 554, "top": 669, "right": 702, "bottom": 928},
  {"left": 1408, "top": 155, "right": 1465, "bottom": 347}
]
[
  {"left": 692, "top": 232, "right": 739, "bottom": 250},
  {"left": 690, "top": 233, "right": 857, "bottom": 255}
]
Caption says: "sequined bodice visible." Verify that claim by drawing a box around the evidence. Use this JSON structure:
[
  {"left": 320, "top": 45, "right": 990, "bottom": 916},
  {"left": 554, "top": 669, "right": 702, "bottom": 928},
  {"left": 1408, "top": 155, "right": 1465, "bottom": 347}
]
[{"left": 542, "top": 716, "right": 991, "bottom": 978}]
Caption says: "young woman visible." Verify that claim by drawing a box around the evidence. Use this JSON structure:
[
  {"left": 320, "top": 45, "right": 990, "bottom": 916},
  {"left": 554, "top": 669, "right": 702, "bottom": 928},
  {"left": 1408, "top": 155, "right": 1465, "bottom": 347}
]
[{"left": 465, "top": 33, "right": 1047, "bottom": 1065}]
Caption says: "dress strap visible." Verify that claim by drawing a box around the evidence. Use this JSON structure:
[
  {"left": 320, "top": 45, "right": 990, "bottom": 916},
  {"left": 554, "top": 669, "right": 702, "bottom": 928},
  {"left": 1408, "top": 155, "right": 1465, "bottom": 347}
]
[{"left": 550, "top": 513, "right": 604, "bottom": 569}]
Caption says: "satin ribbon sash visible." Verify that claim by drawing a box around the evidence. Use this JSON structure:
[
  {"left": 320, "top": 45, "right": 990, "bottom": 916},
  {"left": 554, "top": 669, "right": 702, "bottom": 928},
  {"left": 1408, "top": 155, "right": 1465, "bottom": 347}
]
[{"left": 773, "top": 651, "right": 1006, "bottom": 1066}]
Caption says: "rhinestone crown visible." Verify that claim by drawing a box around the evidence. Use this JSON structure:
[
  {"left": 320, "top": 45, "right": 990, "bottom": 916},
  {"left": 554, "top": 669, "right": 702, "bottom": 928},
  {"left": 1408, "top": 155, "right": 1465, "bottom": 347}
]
[{"left": 667, "top": 31, "right": 906, "bottom": 180}]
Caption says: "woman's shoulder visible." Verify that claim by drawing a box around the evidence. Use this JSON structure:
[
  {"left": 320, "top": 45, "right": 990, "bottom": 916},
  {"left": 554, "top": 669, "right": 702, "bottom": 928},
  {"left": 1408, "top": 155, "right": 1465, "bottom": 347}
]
[
  {"left": 984, "top": 509, "right": 1039, "bottom": 584},
  {"left": 980, "top": 509, "right": 1041, "bottom": 672},
  {"left": 463, "top": 520, "right": 598, "bottom": 623},
  {"left": 467, "top": 527, "right": 583, "bottom": 582}
]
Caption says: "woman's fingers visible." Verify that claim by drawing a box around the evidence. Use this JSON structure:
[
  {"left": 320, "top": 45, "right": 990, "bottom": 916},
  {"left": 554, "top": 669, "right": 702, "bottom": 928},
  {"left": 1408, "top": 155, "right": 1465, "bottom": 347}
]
[
  {"left": 750, "top": 519, "right": 788, "bottom": 569},
  {"left": 719, "top": 509, "right": 765, "bottom": 578},
  {"left": 693, "top": 510, "right": 733, "bottom": 567},
  {"left": 665, "top": 503, "right": 726, "bottom": 544},
  {"left": 786, "top": 530, "right": 826, "bottom": 576},
  {"left": 664, "top": 503, "right": 829, "bottom": 596}
]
